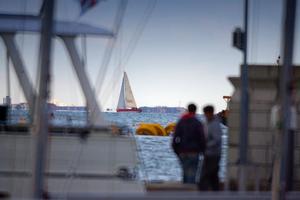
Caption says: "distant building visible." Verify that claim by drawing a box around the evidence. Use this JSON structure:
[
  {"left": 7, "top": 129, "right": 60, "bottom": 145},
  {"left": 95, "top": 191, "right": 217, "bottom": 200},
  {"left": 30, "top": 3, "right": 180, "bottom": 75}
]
[
  {"left": 139, "top": 106, "right": 185, "bottom": 113},
  {"left": 10, "top": 102, "right": 86, "bottom": 111},
  {"left": 53, "top": 106, "right": 86, "bottom": 111},
  {"left": 12, "top": 103, "right": 29, "bottom": 110}
]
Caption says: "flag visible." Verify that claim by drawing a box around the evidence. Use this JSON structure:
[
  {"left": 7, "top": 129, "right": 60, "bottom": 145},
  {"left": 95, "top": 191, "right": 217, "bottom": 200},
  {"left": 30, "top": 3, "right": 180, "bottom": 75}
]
[{"left": 80, "top": 0, "right": 103, "bottom": 16}]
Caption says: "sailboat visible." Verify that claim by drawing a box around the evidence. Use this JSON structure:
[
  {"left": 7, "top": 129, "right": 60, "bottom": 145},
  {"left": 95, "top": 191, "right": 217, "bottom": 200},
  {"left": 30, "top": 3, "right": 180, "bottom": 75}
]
[{"left": 117, "top": 72, "right": 142, "bottom": 112}]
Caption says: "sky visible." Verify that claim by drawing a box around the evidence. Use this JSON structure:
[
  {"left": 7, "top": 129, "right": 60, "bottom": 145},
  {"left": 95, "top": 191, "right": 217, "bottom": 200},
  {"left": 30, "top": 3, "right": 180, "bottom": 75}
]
[{"left": 0, "top": 0, "right": 300, "bottom": 112}]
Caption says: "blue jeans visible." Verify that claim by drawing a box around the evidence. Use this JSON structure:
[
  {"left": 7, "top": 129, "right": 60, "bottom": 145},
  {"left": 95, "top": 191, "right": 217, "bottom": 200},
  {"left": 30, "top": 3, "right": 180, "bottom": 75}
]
[{"left": 179, "top": 153, "right": 199, "bottom": 184}]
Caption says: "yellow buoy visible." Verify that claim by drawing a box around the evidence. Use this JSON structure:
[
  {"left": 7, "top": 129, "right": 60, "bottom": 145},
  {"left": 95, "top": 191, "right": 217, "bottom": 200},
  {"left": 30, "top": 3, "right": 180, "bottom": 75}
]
[
  {"left": 136, "top": 123, "right": 167, "bottom": 136},
  {"left": 165, "top": 123, "right": 176, "bottom": 136}
]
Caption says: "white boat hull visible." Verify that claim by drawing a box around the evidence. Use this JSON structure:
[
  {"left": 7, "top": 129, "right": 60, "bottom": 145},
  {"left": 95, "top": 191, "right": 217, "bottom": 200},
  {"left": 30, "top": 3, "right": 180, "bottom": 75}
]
[{"left": 0, "top": 129, "right": 144, "bottom": 198}]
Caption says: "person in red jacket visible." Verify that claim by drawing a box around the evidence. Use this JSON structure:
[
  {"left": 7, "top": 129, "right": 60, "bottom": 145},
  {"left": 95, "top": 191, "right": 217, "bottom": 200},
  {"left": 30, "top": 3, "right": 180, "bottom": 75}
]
[{"left": 172, "top": 103, "right": 206, "bottom": 184}]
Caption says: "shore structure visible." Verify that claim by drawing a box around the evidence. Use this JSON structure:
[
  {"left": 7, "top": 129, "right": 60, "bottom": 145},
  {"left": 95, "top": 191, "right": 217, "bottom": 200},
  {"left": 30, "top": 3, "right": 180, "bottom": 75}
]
[{"left": 227, "top": 64, "right": 300, "bottom": 190}]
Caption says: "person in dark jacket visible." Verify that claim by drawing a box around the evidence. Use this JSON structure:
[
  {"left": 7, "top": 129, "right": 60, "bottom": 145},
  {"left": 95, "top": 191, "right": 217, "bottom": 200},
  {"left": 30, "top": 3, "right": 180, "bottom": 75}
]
[
  {"left": 198, "top": 105, "right": 222, "bottom": 191},
  {"left": 172, "top": 103, "right": 206, "bottom": 184}
]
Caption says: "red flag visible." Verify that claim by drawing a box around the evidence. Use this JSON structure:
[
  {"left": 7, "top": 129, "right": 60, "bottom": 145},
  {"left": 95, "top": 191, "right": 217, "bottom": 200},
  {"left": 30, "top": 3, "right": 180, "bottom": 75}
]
[{"left": 80, "top": 0, "right": 102, "bottom": 16}]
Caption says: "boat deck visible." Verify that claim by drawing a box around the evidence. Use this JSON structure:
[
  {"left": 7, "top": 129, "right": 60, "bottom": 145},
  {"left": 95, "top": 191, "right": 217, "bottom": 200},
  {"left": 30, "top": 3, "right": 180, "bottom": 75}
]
[{"left": 51, "top": 191, "right": 300, "bottom": 200}]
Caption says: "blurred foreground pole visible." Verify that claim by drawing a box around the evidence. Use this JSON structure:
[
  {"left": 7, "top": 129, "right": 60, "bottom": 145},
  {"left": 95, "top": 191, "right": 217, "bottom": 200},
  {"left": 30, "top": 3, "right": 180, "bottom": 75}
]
[
  {"left": 275, "top": 0, "right": 297, "bottom": 199},
  {"left": 32, "top": 0, "right": 55, "bottom": 199},
  {"left": 238, "top": 0, "right": 248, "bottom": 192},
  {"left": 6, "top": 50, "right": 10, "bottom": 100}
]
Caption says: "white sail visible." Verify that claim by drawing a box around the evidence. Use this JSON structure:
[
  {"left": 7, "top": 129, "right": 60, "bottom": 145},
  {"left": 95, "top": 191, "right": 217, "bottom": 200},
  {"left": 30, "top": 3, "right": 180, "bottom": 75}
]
[
  {"left": 117, "top": 75, "right": 126, "bottom": 108},
  {"left": 117, "top": 72, "right": 137, "bottom": 109},
  {"left": 124, "top": 72, "right": 137, "bottom": 108}
]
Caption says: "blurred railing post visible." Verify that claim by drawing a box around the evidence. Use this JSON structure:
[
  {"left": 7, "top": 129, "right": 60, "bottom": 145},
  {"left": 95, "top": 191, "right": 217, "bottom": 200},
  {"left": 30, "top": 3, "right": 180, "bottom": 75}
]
[
  {"left": 32, "top": 0, "right": 55, "bottom": 198},
  {"left": 278, "top": 0, "right": 297, "bottom": 199},
  {"left": 271, "top": 0, "right": 297, "bottom": 200},
  {"left": 239, "top": 0, "right": 249, "bottom": 192}
]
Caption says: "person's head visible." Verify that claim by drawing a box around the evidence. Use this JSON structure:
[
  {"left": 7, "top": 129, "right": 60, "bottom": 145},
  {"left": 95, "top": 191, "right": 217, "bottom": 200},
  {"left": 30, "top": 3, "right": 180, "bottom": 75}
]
[
  {"left": 187, "top": 103, "right": 197, "bottom": 114},
  {"left": 203, "top": 105, "right": 214, "bottom": 121}
]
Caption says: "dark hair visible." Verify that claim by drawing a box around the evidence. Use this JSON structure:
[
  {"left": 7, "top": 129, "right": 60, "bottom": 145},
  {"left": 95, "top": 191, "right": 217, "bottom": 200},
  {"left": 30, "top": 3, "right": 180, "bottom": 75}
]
[
  {"left": 203, "top": 105, "right": 214, "bottom": 113},
  {"left": 188, "top": 103, "right": 197, "bottom": 113}
]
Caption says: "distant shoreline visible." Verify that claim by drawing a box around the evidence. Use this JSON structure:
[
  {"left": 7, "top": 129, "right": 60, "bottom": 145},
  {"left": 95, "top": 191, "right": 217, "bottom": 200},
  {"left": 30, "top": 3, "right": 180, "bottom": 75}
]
[{"left": 8, "top": 103, "right": 186, "bottom": 114}]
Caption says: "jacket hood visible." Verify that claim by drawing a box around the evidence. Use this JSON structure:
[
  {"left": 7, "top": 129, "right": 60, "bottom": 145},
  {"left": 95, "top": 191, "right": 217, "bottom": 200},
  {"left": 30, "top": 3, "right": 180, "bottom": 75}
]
[{"left": 181, "top": 112, "right": 196, "bottom": 120}]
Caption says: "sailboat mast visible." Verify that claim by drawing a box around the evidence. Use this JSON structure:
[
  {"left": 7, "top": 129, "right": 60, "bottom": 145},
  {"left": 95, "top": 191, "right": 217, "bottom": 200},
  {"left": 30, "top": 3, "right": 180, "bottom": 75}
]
[
  {"left": 32, "top": 0, "right": 55, "bottom": 198},
  {"left": 123, "top": 72, "right": 126, "bottom": 106}
]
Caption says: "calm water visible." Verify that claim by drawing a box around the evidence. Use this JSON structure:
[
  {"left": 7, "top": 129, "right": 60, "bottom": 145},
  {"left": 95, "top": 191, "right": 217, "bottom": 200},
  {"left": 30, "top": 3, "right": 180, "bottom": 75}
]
[{"left": 9, "top": 110, "right": 228, "bottom": 182}]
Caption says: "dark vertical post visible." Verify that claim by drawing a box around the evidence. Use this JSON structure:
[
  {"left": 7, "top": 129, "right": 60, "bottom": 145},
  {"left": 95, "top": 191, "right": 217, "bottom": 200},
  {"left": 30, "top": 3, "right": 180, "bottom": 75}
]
[
  {"left": 239, "top": 0, "right": 249, "bottom": 192},
  {"left": 279, "top": 0, "right": 297, "bottom": 198},
  {"left": 6, "top": 50, "right": 10, "bottom": 99},
  {"left": 32, "top": 0, "right": 55, "bottom": 198}
]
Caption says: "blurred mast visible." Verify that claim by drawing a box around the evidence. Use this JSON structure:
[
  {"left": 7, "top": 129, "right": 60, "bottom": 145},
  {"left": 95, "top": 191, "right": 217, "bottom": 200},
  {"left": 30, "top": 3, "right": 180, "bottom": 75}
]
[
  {"left": 279, "top": 0, "right": 297, "bottom": 199},
  {"left": 239, "top": 0, "right": 249, "bottom": 192},
  {"left": 6, "top": 50, "right": 11, "bottom": 104},
  {"left": 32, "top": 0, "right": 55, "bottom": 198}
]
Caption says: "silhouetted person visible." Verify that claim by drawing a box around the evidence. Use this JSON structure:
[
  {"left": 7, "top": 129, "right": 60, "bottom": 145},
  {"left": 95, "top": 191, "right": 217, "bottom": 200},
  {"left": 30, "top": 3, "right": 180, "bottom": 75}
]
[
  {"left": 217, "top": 110, "right": 227, "bottom": 125},
  {"left": 199, "top": 105, "right": 222, "bottom": 191},
  {"left": 49, "top": 112, "right": 55, "bottom": 120},
  {"left": 172, "top": 103, "right": 206, "bottom": 184}
]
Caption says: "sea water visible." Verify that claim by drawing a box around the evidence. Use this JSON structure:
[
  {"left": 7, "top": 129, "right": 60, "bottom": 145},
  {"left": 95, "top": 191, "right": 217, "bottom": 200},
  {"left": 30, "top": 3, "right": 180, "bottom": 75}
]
[{"left": 8, "top": 110, "right": 228, "bottom": 182}]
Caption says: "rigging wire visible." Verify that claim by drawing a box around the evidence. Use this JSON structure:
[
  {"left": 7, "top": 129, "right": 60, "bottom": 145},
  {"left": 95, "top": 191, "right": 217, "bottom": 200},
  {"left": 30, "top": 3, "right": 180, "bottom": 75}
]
[
  {"left": 58, "top": 3, "right": 92, "bottom": 192},
  {"left": 60, "top": 23, "right": 89, "bottom": 184},
  {"left": 64, "top": 36, "right": 89, "bottom": 195},
  {"left": 100, "top": 0, "right": 157, "bottom": 108},
  {"left": 15, "top": 0, "right": 28, "bottom": 106},
  {"left": 81, "top": 34, "right": 88, "bottom": 111},
  {"left": 101, "top": 63, "right": 123, "bottom": 108},
  {"left": 121, "top": 0, "right": 157, "bottom": 68},
  {"left": 255, "top": 0, "right": 260, "bottom": 63},
  {"left": 62, "top": 140, "right": 85, "bottom": 198},
  {"left": 14, "top": 0, "right": 28, "bottom": 194},
  {"left": 100, "top": 24, "right": 124, "bottom": 108},
  {"left": 250, "top": 0, "right": 259, "bottom": 64},
  {"left": 100, "top": 32, "right": 122, "bottom": 108},
  {"left": 59, "top": 0, "right": 156, "bottom": 190},
  {"left": 249, "top": 0, "right": 255, "bottom": 63},
  {"left": 81, "top": 34, "right": 87, "bottom": 68},
  {"left": 94, "top": 0, "right": 128, "bottom": 97}
]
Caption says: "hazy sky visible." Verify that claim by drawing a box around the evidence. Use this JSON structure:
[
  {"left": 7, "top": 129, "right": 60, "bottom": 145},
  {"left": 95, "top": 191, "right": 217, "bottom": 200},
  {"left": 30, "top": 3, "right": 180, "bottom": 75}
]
[{"left": 0, "top": 0, "right": 300, "bottom": 112}]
